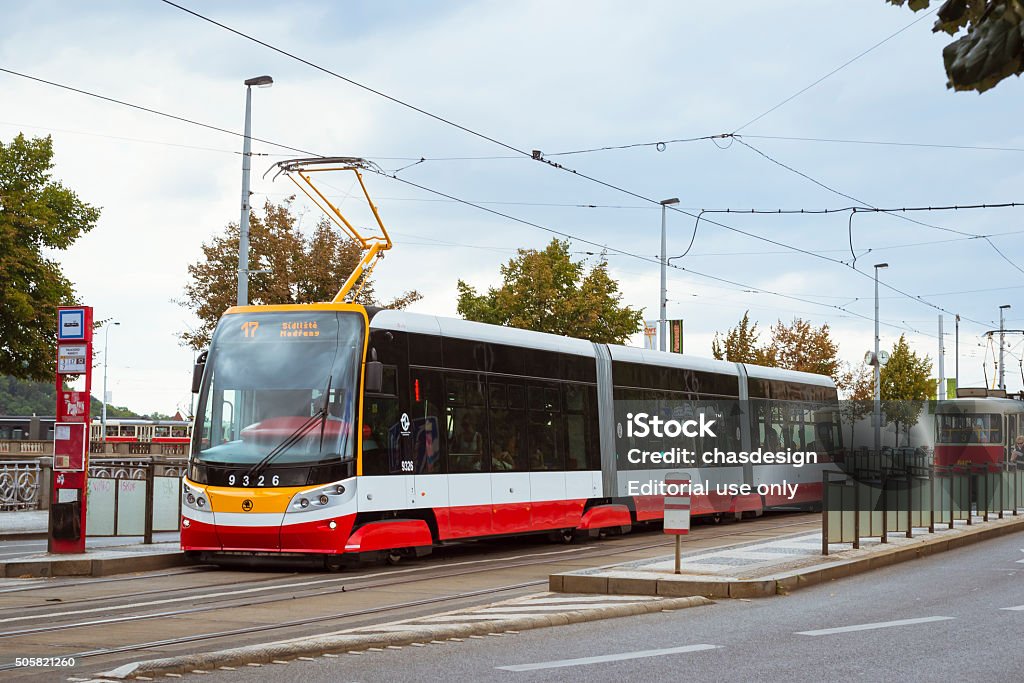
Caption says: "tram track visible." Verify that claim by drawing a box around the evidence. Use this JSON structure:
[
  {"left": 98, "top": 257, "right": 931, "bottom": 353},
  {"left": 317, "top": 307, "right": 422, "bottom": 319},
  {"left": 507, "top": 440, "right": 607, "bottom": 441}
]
[
  {"left": 0, "top": 514, "right": 820, "bottom": 678},
  {"left": 0, "top": 515, "right": 817, "bottom": 637}
]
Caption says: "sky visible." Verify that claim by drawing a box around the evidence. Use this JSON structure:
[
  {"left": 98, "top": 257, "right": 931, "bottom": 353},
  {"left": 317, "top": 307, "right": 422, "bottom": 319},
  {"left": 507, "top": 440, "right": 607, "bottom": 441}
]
[{"left": 3, "top": 0, "right": 1023, "bottom": 415}]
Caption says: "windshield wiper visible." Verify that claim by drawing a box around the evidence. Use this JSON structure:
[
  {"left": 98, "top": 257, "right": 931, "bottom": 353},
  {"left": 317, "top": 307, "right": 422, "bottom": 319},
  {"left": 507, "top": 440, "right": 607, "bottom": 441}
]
[{"left": 247, "top": 375, "right": 332, "bottom": 479}]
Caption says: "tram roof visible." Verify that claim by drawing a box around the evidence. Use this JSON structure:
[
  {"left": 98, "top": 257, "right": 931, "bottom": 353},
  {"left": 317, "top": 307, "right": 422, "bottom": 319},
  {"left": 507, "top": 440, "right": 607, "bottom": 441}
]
[
  {"left": 742, "top": 364, "right": 836, "bottom": 388},
  {"left": 934, "top": 398, "right": 1024, "bottom": 415},
  {"left": 606, "top": 345, "right": 739, "bottom": 376},
  {"left": 370, "top": 310, "right": 596, "bottom": 357}
]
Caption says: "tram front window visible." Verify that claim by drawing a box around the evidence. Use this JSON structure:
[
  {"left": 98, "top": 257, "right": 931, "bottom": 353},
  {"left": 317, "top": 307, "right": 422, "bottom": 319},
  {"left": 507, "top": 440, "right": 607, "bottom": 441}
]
[{"left": 191, "top": 311, "right": 364, "bottom": 483}]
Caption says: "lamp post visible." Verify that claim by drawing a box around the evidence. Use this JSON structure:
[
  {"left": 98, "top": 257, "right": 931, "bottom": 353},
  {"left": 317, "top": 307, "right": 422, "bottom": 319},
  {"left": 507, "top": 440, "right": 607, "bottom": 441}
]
[
  {"left": 999, "top": 304, "right": 1011, "bottom": 391},
  {"left": 101, "top": 321, "right": 120, "bottom": 448},
  {"left": 238, "top": 75, "right": 273, "bottom": 307},
  {"left": 873, "top": 263, "right": 888, "bottom": 454},
  {"left": 659, "top": 197, "right": 680, "bottom": 352}
]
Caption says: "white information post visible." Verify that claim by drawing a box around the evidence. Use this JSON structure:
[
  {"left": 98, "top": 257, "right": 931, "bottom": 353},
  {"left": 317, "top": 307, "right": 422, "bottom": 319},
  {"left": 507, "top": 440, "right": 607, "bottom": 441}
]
[{"left": 663, "top": 473, "right": 691, "bottom": 575}]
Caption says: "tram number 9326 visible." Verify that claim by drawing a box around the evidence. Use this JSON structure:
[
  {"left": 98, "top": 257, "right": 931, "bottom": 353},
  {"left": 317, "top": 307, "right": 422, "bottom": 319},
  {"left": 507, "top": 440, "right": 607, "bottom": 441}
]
[{"left": 227, "top": 473, "right": 280, "bottom": 487}]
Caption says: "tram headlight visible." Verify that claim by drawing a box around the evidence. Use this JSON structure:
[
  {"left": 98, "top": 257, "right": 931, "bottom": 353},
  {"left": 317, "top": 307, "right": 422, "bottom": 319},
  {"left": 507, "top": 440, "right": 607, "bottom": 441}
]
[
  {"left": 318, "top": 494, "right": 329, "bottom": 505},
  {"left": 299, "top": 498, "right": 310, "bottom": 508},
  {"left": 186, "top": 493, "right": 196, "bottom": 505},
  {"left": 197, "top": 496, "right": 207, "bottom": 508},
  {"left": 335, "top": 485, "right": 345, "bottom": 495}
]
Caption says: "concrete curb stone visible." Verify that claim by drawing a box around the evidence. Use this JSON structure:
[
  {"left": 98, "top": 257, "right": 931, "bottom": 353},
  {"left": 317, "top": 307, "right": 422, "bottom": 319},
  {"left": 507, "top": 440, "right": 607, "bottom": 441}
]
[{"left": 550, "top": 514, "right": 1024, "bottom": 599}]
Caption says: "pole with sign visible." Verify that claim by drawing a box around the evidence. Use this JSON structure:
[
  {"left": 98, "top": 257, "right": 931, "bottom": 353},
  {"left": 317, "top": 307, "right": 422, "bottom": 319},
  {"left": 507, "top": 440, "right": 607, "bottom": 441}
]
[
  {"left": 50, "top": 306, "right": 93, "bottom": 554},
  {"left": 663, "top": 473, "right": 691, "bottom": 574}
]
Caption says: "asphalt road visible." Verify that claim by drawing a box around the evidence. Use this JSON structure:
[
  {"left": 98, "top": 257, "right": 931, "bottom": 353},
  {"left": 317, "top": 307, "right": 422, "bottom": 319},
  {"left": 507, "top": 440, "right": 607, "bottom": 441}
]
[{"left": 188, "top": 529, "right": 1024, "bottom": 683}]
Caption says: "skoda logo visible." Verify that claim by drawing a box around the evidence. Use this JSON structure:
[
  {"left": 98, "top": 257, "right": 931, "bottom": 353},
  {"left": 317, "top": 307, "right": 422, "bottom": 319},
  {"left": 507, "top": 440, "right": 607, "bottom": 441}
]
[
  {"left": 242, "top": 499, "right": 253, "bottom": 512},
  {"left": 400, "top": 412, "right": 411, "bottom": 432}
]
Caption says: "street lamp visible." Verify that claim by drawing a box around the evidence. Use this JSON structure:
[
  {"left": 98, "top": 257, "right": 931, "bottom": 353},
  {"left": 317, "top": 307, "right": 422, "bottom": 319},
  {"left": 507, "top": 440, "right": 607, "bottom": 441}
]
[
  {"left": 873, "top": 263, "right": 888, "bottom": 453},
  {"left": 101, "top": 321, "right": 120, "bottom": 449},
  {"left": 238, "top": 74, "right": 274, "bottom": 307},
  {"left": 999, "top": 304, "right": 1011, "bottom": 391},
  {"left": 659, "top": 197, "right": 680, "bottom": 352}
]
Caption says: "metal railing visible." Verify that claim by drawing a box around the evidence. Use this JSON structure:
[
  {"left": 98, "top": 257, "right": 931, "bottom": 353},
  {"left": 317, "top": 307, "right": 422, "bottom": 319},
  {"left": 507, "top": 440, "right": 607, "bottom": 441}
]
[
  {"left": 823, "top": 459, "right": 1022, "bottom": 554},
  {"left": 0, "top": 460, "right": 41, "bottom": 511}
]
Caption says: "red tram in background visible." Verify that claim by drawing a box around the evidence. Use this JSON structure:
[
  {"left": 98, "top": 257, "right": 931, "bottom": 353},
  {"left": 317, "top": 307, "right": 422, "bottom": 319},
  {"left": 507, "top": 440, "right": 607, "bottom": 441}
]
[
  {"left": 934, "top": 397, "right": 1024, "bottom": 468},
  {"left": 89, "top": 418, "right": 193, "bottom": 444}
]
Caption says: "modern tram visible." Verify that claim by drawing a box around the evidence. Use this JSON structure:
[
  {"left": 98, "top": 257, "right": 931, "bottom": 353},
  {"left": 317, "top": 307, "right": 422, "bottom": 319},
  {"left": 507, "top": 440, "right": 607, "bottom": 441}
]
[
  {"left": 181, "top": 304, "right": 839, "bottom": 566},
  {"left": 934, "top": 397, "right": 1024, "bottom": 468}
]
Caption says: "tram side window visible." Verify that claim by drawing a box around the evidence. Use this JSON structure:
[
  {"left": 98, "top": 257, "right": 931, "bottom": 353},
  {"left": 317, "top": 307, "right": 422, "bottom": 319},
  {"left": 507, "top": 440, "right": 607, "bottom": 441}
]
[
  {"left": 489, "top": 380, "right": 527, "bottom": 471},
  {"left": 564, "top": 383, "right": 593, "bottom": 471},
  {"left": 938, "top": 414, "right": 1002, "bottom": 444},
  {"left": 447, "top": 376, "right": 488, "bottom": 472},
  {"left": 362, "top": 395, "right": 402, "bottom": 476},
  {"left": 410, "top": 369, "right": 444, "bottom": 474},
  {"left": 528, "top": 383, "right": 563, "bottom": 471}
]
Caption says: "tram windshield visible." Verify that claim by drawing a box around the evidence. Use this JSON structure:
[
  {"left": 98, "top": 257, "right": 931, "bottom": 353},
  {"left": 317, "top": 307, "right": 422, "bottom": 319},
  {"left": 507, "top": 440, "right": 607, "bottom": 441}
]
[{"left": 193, "top": 311, "right": 364, "bottom": 468}]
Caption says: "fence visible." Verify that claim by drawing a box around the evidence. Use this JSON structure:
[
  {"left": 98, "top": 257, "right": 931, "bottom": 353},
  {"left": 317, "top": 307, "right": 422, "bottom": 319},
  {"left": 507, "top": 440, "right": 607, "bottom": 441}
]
[
  {"left": 85, "top": 458, "right": 185, "bottom": 542},
  {"left": 823, "top": 460, "right": 1023, "bottom": 555},
  {"left": 0, "top": 460, "right": 42, "bottom": 511}
]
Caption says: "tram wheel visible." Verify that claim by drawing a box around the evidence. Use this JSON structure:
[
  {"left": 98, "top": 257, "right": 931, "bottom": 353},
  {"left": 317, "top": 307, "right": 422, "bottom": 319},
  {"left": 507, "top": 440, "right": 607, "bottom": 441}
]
[
  {"left": 385, "top": 550, "right": 404, "bottom": 566},
  {"left": 709, "top": 513, "right": 724, "bottom": 525}
]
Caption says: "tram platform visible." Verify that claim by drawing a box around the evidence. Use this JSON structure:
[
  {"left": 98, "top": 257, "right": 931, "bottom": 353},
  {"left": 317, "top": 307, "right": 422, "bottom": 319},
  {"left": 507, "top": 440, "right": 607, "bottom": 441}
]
[
  {"left": 0, "top": 509, "right": 185, "bottom": 577},
  {"left": 549, "top": 512, "right": 1024, "bottom": 598}
]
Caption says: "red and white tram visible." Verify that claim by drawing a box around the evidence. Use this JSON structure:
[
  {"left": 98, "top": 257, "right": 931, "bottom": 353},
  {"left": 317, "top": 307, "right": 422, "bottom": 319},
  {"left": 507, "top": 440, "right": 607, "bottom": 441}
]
[
  {"left": 934, "top": 397, "right": 1024, "bottom": 468},
  {"left": 90, "top": 418, "right": 193, "bottom": 444},
  {"left": 181, "top": 304, "right": 838, "bottom": 566}
]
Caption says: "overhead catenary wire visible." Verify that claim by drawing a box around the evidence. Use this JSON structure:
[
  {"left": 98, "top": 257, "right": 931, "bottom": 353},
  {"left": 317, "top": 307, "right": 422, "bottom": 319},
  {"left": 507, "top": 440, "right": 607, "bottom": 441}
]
[
  {"left": 734, "top": 137, "right": 1024, "bottom": 277},
  {"left": 0, "top": 63, "right": 988, "bottom": 333},
  {"left": 731, "top": 8, "right": 936, "bottom": 133},
  {"left": 127, "top": 5, "right": 1009, "bottom": 326}
]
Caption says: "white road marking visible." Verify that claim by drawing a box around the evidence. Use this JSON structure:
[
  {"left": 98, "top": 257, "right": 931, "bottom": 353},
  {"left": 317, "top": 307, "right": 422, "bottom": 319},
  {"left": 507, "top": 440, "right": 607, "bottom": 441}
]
[
  {"left": 1000, "top": 605, "right": 1024, "bottom": 611},
  {"left": 796, "top": 616, "right": 954, "bottom": 636},
  {"left": 475, "top": 604, "right": 632, "bottom": 613},
  {"left": 525, "top": 595, "right": 660, "bottom": 604},
  {"left": 496, "top": 644, "right": 720, "bottom": 671}
]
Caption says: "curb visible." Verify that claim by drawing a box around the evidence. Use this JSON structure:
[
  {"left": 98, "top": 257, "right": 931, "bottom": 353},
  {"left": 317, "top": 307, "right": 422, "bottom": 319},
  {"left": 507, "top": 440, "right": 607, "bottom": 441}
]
[
  {"left": 97, "top": 595, "right": 712, "bottom": 679},
  {"left": 0, "top": 532, "right": 48, "bottom": 542},
  {"left": 550, "top": 514, "right": 1024, "bottom": 598},
  {"left": 2, "top": 552, "right": 192, "bottom": 578}
]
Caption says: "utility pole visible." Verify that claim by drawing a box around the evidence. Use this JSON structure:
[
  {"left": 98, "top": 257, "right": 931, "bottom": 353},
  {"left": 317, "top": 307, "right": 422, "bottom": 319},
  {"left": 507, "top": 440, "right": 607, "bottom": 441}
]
[
  {"left": 955, "top": 314, "right": 960, "bottom": 392},
  {"left": 658, "top": 197, "right": 679, "bottom": 351},
  {"left": 937, "top": 315, "right": 945, "bottom": 400},
  {"left": 237, "top": 75, "right": 273, "bottom": 307},
  {"left": 999, "top": 304, "right": 1011, "bottom": 391},
  {"left": 874, "top": 263, "right": 888, "bottom": 454}
]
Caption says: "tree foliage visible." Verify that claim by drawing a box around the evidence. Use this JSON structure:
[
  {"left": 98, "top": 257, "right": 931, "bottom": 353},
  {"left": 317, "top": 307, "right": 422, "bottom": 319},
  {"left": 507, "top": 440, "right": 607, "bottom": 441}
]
[
  {"left": 0, "top": 375, "right": 138, "bottom": 417},
  {"left": 889, "top": 0, "right": 1024, "bottom": 92},
  {"left": 178, "top": 200, "right": 421, "bottom": 350},
  {"left": 0, "top": 134, "right": 100, "bottom": 381},
  {"left": 881, "top": 334, "right": 933, "bottom": 445},
  {"left": 711, "top": 311, "right": 773, "bottom": 364},
  {"left": 456, "top": 240, "right": 642, "bottom": 344},
  {"left": 712, "top": 312, "right": 844, "bottom": 386}
]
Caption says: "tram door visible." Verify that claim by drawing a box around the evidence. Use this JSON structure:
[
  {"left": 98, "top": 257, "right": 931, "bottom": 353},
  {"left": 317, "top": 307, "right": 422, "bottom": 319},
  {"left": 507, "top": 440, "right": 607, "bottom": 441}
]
[{"left": 1007, "top": 414, "right": 1019, "bottom": 465}]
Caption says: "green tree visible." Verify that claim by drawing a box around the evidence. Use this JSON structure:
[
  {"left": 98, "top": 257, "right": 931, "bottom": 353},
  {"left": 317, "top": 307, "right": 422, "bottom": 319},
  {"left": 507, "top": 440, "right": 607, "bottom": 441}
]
[
  {"left": 712, "top": 311, "right": 769, "bottom": 364},
  {"left": 0, "top": 134, "right": 101, "bottom": 380},
  {"left": 766, "top": 317, "right": 841, "bottom": 380},
  {"left": 838, "top": 361, "right": 875, "bottom": 447},
  {"left": 711, "top": 313, "right": 843, "bottom": 385},
  {"left": 457, "top": 240, "right": 642, "bottom": 344},
  {"left": 881, "top": 334, "right": 933, "bottom": 446},
  {"left": 888, "top": 0, "right": 1024, "bottom": 93},
  {"left": 178, "top": 200, "right": 421, "bottom": 350}
]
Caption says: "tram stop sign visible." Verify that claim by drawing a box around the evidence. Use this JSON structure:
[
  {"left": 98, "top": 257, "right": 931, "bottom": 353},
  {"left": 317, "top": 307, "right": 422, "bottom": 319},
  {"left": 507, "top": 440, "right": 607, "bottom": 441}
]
[
  {"left": 664, "top": 474, "right": 691, "bottom": 535},
  {"left": 664, "top": 473, "right": 691, "bottom": 575}
]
